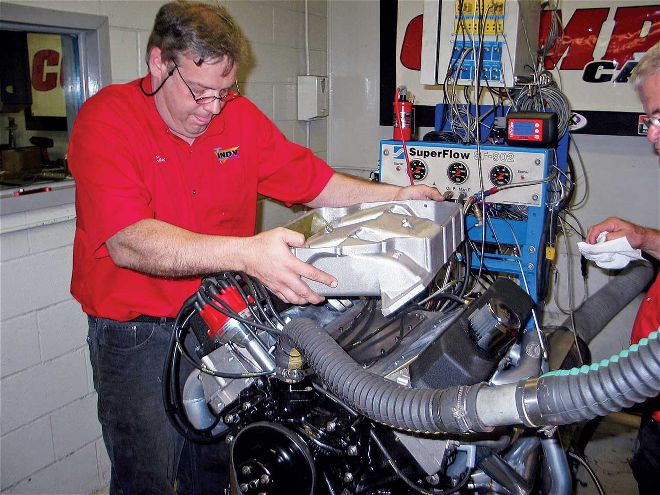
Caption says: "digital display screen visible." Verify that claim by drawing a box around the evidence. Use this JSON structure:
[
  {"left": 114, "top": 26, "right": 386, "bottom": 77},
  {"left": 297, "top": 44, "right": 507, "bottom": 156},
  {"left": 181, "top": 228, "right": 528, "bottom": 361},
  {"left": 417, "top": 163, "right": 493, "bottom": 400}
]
[
  {"left": 512, "top": 121, "right": 536, "bottom": 137},
  {"left": 508, "top": 119, "right": 542, "bottom": 141}
]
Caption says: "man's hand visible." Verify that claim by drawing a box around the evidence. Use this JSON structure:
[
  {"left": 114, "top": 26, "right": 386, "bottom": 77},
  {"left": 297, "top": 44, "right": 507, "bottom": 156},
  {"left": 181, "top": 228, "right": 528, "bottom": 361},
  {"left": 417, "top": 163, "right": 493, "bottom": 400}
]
[
  {"left": 587, "top": 217, "right": 660, "bottom": 259},
  {"left": 241, "top": 227, "right": 337, "bottom": 305},
  {"left": 393, "top": 184, "right": 445, "bottom": 201}
]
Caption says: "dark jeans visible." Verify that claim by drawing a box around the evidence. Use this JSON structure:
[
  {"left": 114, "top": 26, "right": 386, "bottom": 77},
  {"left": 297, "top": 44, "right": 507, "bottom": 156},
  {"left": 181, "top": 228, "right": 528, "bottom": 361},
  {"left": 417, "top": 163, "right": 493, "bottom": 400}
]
[
  {"left": 630, "top": 414, "right": 660, "bottom": 495},
  {"left": 87, "top": 316, "right": 228, "bottom": 495}
]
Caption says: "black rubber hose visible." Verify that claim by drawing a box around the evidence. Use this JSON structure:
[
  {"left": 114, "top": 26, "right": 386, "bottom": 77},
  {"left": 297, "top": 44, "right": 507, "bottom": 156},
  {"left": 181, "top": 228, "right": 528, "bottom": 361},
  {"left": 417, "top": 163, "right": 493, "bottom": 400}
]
[
  {"left": 519, "top": 331, "right": 660, "bottom": 426},
  {"left": 284, "top": 318, "right": 487, "bottom": 434}
]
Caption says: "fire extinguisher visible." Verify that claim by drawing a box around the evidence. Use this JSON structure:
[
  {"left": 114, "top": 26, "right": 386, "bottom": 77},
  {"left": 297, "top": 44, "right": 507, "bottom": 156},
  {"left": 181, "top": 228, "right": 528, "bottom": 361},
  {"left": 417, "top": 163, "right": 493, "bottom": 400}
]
[
  {"left": 393, "top": 86, "right": 414, "bottom": 141},
  {"left": 393, "top": 86, "right": 415, "bottom": 185}
]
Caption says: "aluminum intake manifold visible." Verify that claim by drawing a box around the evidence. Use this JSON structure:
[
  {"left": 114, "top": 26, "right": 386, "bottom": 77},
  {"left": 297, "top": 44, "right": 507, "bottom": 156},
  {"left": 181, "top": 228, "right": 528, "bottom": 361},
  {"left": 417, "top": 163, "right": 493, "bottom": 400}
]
[{"left": 287, "top": 200, "right": 464, "bottom": 315}]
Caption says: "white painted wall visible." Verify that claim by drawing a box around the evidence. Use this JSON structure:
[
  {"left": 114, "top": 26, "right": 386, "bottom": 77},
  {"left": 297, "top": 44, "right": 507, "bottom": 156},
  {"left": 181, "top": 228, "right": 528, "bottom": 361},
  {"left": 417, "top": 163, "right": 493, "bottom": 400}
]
[
  {"left": 327, "top": 0, "right": 391, "bottom": 177},
  {"left": 0, "top": 1, "right": 327, "bottom": 493},
  {"left": 327, "top": 1, "right": 660, "bottom": 361}
]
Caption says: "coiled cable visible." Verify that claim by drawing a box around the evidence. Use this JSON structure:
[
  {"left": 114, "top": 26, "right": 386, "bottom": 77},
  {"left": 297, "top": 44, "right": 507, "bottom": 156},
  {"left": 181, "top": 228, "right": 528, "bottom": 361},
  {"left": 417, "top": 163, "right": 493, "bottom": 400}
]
[{"left": 513, "top": 83, "right": 571, "bottom": 137}]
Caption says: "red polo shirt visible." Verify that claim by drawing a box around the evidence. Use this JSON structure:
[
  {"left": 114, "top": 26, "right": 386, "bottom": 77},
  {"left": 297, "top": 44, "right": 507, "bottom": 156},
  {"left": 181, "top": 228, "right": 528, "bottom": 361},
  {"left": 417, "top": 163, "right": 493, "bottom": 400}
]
[
  {"left": 631, "top": 273, "right": 660, "bottom": 421},
  {"left": 631, "top": 274, "right": 660, "bottom": 345},
  {"left": 69, "top": 77, "right": 333, "bottom": 321}
]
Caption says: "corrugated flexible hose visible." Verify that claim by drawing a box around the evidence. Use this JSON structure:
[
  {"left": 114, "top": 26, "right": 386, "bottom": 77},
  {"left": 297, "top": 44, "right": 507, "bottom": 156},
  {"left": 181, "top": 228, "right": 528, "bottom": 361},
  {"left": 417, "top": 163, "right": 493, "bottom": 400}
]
[
  {"left": 284, "top": 318, "right": 660, "bottom": 432},
  {"left": 518, "top": 330, "right": 660, "bottom": 426},
  {"left": 284, "top": 317, "right": 488, "bottom": 433},
  {"left": 560, "top": 261, "right": 654, "bottom": 344}
]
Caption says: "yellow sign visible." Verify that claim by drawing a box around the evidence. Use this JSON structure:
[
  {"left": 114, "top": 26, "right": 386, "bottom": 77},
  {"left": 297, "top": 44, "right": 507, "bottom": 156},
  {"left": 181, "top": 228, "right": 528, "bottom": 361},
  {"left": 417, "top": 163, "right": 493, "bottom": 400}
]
[{"left": 27, "top": 33, "right": 66, "bottom": 117}]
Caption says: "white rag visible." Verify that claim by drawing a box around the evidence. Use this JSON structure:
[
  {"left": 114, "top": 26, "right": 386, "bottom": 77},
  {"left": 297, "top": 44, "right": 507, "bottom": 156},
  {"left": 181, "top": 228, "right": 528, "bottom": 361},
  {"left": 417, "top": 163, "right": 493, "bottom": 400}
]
[{"left": 577, "top": 231, "right": 644, "bottom": 269}]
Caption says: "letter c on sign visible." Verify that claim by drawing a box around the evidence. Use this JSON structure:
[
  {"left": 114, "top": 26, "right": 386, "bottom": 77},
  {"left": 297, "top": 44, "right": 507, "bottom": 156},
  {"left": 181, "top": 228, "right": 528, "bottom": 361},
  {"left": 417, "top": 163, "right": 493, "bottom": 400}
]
[
  {"left": 582, "top": 60, "right": 615, "bottom": 83},
  {"left": 32, "top": 49, "right": 60, "bottom": 91}
]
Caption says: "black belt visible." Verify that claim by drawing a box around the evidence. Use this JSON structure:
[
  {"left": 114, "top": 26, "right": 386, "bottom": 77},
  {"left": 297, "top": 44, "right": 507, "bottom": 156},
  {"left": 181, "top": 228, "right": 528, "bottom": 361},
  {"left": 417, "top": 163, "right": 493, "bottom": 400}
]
[{"left": 129, "top": 315, "right": 176, "bottom": 324}]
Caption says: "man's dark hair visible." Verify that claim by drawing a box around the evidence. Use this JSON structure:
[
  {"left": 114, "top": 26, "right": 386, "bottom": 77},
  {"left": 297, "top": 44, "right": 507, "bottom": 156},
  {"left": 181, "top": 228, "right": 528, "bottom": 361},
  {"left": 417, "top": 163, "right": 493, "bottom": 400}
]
[{"left": 146, "top": 1, "right": 248, "bottom": 73}]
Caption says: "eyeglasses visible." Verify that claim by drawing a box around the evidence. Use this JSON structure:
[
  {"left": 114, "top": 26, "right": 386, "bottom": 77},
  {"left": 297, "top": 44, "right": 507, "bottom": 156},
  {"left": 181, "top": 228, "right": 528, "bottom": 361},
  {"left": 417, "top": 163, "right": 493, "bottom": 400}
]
[
  {"left": 644, "top": 116, "right": 660, "bottom": 129},
  {"left": 173, "top": 64, "right": 240, "bottom": 105}
]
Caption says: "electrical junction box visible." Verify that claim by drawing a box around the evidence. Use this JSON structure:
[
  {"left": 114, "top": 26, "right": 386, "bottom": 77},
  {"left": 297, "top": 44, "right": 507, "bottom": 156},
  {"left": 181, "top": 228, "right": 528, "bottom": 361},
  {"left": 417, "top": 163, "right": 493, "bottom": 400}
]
[
  {"left": 297, "top": 75, "right": 329, "bottom": 121},
  {"left": 421, "top": 0, "right": 541, "bottom": 87},
  {"left": 379, "top": 140, "right": 551, "bottom": 207}
]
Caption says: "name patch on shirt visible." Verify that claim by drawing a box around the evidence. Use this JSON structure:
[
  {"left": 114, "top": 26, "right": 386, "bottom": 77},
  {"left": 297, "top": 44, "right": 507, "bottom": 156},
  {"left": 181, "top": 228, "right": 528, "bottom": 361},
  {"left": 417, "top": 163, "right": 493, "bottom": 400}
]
[{"left": 214, "top": 146, "right": 240, "bottom": 164}]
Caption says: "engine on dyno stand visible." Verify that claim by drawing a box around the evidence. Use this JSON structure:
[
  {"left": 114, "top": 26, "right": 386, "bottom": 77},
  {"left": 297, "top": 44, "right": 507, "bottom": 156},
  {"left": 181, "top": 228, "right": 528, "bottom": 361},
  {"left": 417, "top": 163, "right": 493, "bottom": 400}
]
[{"left": 162, "top": 201, "right": 660, "bottom": 495}]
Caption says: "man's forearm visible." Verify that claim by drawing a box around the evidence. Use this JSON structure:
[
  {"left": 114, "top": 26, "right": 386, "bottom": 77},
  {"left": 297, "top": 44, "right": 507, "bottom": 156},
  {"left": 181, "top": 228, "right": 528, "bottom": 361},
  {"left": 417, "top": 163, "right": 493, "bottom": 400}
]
[
  {"left": 306, "top": 172, "right": 450, "bottom": 208},
  {"left": 106, "top": 219, "right": 247, "bottom": 277},
  {"left": 306, "top": 173, "right": 401, "bottom": 208},
  {"left": 105, "top": 219, "right": 337, "bottom": 305}
]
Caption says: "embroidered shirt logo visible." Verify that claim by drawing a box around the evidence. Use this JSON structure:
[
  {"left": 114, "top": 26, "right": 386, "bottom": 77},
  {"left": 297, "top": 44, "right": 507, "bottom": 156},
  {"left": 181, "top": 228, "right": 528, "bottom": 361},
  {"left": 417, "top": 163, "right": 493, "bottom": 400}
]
[
  {"left": 214, "top": 146, "right": 240, "bottom": 164},
  {"left": 155, "top": 155, "right": 166, "bottom": 163}
]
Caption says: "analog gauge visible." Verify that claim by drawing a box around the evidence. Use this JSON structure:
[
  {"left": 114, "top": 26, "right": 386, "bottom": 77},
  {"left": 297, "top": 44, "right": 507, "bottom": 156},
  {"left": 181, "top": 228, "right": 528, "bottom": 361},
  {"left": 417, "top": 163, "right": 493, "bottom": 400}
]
[
  {"left": 410, "top": 160, "right": 427, "bottom": 181},
  {"left": 489, "top": 164, "right": 512, "bottom": 186},
  {"left": 447, "top": 161, "right": 469, "bottom": 184}
]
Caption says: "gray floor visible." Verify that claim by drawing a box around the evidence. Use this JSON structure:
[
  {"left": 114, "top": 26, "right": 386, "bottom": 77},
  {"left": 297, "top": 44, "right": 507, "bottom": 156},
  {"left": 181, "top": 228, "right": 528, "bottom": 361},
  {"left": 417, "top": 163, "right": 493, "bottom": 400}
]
[{"left": 574, "top": 413, "right": 639, "bottom": 495}]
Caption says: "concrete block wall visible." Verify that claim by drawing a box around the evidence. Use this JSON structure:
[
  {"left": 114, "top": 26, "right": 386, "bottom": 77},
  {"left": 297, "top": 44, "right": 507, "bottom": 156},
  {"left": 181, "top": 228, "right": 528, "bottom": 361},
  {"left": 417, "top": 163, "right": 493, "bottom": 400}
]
[
  {"left": 1, "top": 1, "right": 328, "bottom": 493},
  {"left": 0, "top": 205, "right": 108, "bottom": 494}
]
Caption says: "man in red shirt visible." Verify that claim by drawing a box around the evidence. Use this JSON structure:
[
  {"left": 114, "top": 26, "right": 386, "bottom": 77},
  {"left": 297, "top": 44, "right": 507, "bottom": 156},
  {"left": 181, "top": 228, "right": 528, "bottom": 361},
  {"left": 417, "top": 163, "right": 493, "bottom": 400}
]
[
  {"left": 586, "top": 41, "right": 660, "bottom": 495},
  {"left": 69, "top": 2, "right": 443, "bottom": 493}
]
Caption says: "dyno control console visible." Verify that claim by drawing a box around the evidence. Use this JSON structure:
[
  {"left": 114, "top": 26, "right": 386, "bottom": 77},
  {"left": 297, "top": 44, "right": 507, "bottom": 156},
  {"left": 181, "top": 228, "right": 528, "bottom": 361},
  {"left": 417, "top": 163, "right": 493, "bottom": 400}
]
[{"left": 379, "top": 141, "right": 552, "bottom": 207}]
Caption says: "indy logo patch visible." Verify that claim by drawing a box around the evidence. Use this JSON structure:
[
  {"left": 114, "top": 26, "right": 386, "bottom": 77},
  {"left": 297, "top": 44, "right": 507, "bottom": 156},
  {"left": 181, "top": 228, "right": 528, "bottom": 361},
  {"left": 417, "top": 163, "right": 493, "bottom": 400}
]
[{"left": 214, "top": 146, "right": 240, "bottom": 164}]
